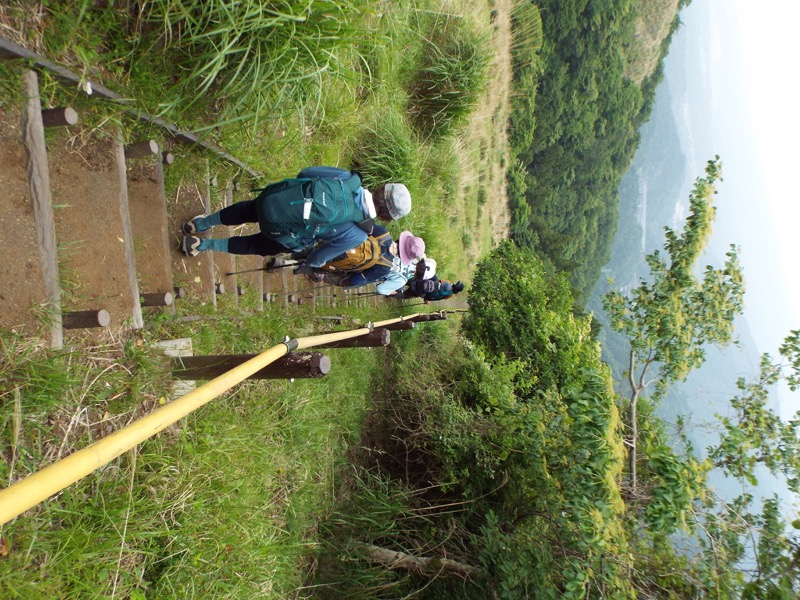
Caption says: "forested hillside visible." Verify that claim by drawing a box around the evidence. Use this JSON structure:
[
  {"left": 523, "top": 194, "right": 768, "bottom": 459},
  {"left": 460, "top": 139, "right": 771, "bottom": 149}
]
[{"left": 508, "top": 0, "right": 689, "bottom": 299}]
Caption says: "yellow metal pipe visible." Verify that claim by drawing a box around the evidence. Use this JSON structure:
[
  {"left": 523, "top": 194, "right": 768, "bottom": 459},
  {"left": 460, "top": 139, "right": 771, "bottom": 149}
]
[
  {"left": 293, "top": 327, "right": 372, "bottom": 350},
  {"left": 372, "top": 313, "right": 419, "bottom": 328},
  {"left": 292, "top": 315, "right": 419, "bottom": 350},
  {"left": 0, "top": 314, "right": 420, "bottom": 525},
  {"left": 0, "top": 343, "right": 288, "bottom": 525}
]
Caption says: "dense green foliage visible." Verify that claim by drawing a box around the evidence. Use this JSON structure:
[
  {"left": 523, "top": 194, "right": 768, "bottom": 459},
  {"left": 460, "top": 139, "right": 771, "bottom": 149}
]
[
  {"left": 462, "top": 241, "right": 591, "bottom": 392},
  {"left": 311, "top": 242, "right": 634, "bottom": 598},
  {"left": 507, "top": 0, "right": 683, "bottom": 300}
]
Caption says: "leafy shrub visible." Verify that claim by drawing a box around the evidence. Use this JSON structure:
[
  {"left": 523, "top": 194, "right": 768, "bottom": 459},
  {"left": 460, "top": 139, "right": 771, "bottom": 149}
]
[
  {"left": 462, "top": 240, "right": 596, "bottom": 393},
  {"left": 477, "top": 369, "right": 633, "bottom": 600},
  {"left": 637, "top": 400, "right": 707, "bottom": 535}
]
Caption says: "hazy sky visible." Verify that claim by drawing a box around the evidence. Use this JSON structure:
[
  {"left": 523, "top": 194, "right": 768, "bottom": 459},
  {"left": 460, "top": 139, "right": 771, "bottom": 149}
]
[{"left": 677, "top": 0, "right": 800, "bottom": 356}]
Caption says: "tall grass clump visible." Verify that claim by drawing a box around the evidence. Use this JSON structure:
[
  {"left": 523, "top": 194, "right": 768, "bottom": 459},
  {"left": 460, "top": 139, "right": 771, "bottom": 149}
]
[
  {"left": 510, "top": 0, "right": 544, "bottom": 65},
  {"left": 138, "top": 0, "right": 380, "bottom": 129},
  {"left": 406, "top": 13, "right": 490, "bottom": 139},
  {"left": 508, "top": 0, "right": 543, "bottom": 154},
  {"left": 350, "top": 108, "right": 418, "bottom": 190},
  {"left": 348, "top": 108, "right": 464, "bottom": 268},
  {"left": 0, "top": 332, "right": 78, "bottom": 437}
]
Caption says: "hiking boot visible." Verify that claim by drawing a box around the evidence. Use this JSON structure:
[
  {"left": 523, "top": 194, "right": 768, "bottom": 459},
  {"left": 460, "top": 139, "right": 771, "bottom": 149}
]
[
  {"left": 181, "top": 214, "right": 207, "bottom": 235},
  {"left": 182, "top": 235, "right": 203, "bottom": 257}
]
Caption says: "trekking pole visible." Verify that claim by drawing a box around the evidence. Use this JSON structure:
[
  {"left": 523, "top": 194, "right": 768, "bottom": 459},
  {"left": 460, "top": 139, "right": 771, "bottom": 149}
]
[
  {"left": 271, "top": 283, "right": 340, "bottom": 296},
  {"left": 226, "top": 260, "right": 301, "bottom": 277}
]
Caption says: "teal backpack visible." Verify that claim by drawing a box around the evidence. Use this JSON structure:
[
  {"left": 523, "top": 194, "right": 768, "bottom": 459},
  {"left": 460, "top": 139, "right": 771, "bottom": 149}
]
[{"left": 254, "top": 172, "right": 368, "bottom": 250}]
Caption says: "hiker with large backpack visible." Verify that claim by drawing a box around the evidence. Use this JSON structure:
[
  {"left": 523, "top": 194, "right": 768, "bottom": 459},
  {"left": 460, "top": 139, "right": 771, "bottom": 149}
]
[
  {"left": 387, "top": 257, "right": 437, "bottom": 298},
  {"left": 180, "top": 167, "right": 411, "bottom": 273},
  {"left": 302, "top": 229, "right": 426, "bottom": 293}
]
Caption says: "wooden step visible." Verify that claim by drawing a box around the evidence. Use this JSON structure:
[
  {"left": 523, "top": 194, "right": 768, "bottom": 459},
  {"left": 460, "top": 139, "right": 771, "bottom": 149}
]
[
  {"left": 46, "top": 125, "right": 144, "bottom": 330},
  {"left": 126, "top": 149, "right": 176, "bottom": 314},
  {"left": 209, "top": 176, "right": 238, "bottom": 305},
  {"left": 0, "top": 73, "right": 57, "bottom": 343},
  {"left": 168, "top": 176, "right": 217, "bottom": 307}
]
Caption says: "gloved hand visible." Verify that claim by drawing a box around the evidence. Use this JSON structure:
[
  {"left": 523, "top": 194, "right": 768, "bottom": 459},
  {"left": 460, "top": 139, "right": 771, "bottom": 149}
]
[{"left": 293, "top": 261, "right": 314, "bottom": 276}]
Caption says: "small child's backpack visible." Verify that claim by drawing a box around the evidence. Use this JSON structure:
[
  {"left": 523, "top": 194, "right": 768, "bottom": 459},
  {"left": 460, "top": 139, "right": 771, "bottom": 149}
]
[
  {"left": 254, "top": 172, "right": 368, "bottom": 250},
  {"left": 321, "top": 232, "right": 394, "bottom": 273},
  {"left": 407, "top": 278, "right": 438, "bottom": 295},
  {"left": 436, "top": 280, "right": 454, "bottom": 298}
]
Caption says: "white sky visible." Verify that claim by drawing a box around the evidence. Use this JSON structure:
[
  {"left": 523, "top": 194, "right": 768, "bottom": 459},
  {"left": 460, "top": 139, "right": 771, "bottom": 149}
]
[
  {"left": 734, "top": 0, "right": 800, "bottom": 340},
  {"left": 702, "top": 0, "right": 800, "bottom": 354}
]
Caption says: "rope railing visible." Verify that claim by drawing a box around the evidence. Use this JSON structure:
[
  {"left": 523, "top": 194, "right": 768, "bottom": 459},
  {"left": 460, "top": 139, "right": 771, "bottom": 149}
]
[{"left": 0, "top": 35, "right": 262, "bottom": 178}]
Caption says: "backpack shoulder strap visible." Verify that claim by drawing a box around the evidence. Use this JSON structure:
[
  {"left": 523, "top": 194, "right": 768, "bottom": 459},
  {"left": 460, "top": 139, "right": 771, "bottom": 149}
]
[
  {"left": 374, "top": 231, "right": 392, "bottom": 244},
  {"left": 356, "top": 218, "right": 374, "bottom": 233},
  {"left": 375, "top": 254, "right": 394, "bottom": 270}
]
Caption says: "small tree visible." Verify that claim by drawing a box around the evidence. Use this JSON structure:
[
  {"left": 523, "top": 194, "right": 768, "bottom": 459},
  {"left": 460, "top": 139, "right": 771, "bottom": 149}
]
[
  {"left": 709, "top": 330, "right": 800, "bottom": 492},
  {"left": 603, "top": 158, "right": 745, "bottom": 491}
]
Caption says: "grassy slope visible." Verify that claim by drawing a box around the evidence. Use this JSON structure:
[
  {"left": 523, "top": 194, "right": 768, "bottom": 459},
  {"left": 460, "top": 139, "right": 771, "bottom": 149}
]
[
  {"left": 625, "top": 0, "right": 683, "bottom": 83},
  {"left": 0, "top": 0, "right": 507, "bottom": 597}
]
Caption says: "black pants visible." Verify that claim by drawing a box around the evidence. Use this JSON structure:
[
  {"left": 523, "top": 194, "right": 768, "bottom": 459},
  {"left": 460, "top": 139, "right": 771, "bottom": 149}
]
[{"left": 218, "top": 199, "right": 292, "bottom": 256}]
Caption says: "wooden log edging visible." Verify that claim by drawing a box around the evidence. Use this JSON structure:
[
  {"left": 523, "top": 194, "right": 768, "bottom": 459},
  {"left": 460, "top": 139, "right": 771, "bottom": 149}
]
[
  {"left": 22, "top": 71, "right": 63, "bottom": 349},
  {"left": 141, "top": 292, "right": 174, "bottom": 307},
  {"left": 203, "top": 163, "right": 218, "bottom": 309},
  {"left": 62, "top": 309, "right": 110, "bottom": 329},
  {"left": 223, "top": 182, "right": 240, "bottom": 307},
  {"left": 408, "top": 313, "right": 447, "bottom": 322},
  {"left": 315, "top": 329, "right": 390, "bottom": 348},
  {"left": 124, "top": 140, "right": 159, "bottom": 159},
  {"left": 172, "top": 352, "right": 331, "bottom": 380},
  {"left": 41, "top": 106, "right": 78, "bottom": 127},
  {"left": 113, "top": 134, "right": 144, "bottom": 329},
  {"left": 375, "top": 321, "right": 415, "bottom": 331}
]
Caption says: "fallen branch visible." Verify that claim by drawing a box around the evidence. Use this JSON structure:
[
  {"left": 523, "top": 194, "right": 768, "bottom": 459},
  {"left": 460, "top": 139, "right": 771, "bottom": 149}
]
[{"left": 357, "top": 543, "right": 482, "bottom": 579}]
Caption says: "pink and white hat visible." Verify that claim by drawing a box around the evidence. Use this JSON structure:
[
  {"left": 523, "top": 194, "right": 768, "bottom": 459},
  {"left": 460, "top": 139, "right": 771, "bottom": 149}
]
[{"left": 398, "top": 231, "right": 425, "bottom": 266}]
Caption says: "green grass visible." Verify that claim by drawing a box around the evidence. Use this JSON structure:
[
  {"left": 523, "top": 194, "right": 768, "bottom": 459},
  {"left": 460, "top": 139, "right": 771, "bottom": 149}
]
[{"left": 0, "top": 303, "right": 393, "bottom": 598}]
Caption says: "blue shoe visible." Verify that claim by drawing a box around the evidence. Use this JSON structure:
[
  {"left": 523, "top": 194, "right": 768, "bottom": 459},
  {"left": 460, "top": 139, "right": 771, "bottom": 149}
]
[
  {"left": 181, "top": 214, "right": 207, "bottom": 235},
  {"left": 182, "top": 235, "right": 203, "bottom": 257}
]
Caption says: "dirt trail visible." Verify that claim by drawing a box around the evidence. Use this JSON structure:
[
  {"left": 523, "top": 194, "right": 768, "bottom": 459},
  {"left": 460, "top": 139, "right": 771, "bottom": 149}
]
[{"left": 455, "top": 0, "right": 513, "bottom": 275}]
